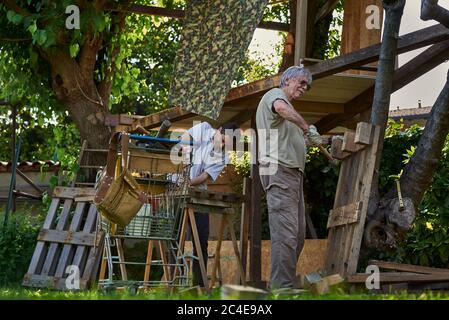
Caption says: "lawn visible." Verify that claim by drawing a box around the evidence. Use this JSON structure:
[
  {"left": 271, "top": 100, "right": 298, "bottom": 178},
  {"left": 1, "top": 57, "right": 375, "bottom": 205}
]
[{"left": 1, "top": 286, "right": 449, "bottom": 300}]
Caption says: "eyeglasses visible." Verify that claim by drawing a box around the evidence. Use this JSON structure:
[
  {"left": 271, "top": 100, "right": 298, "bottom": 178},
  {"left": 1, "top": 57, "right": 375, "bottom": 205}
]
[{"left": 298, "top": 80, "right": 311, "bottom": 91}]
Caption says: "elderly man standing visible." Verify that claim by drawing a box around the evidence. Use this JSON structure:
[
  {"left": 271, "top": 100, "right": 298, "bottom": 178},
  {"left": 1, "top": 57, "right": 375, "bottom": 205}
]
[{"left": 256, "top": 66, "right": 322, "bottom": 290}]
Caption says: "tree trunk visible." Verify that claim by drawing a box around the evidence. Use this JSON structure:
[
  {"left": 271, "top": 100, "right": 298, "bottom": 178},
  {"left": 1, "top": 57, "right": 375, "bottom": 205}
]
[
  {"left": 362, "top": 0, "right": 407, "bottom": 249},
  {"left": 364, "top": 1, "right": 449, "bottom": 250},
  {"left": 45, "top": 49, "right": 111, "bottom": 166},
  {"left": 421, "top": 0, "right": 449, "bottom": 28}
]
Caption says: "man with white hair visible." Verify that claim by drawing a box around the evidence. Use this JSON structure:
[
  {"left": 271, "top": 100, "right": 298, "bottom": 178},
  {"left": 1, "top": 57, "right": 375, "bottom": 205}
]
[{"left": 256, "top": 66, "right": 322, "bottom": 290}]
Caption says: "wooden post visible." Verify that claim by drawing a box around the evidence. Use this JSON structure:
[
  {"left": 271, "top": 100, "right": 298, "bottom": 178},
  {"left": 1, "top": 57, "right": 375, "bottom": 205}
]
[
  {"left": 249, "top": 116, "right": 262, "bottom": 288},
  {"left": 239, "top": 177, "right": 250, "bottom": 284},
  {"left": 341, "top": 0, "right": 383, "bottom": 74},
  {"left": 11, "top": 103, "right": 17, "bottom": 212},
  {"left": 294, "top": 0, "right": 308, "bottom": 65}
]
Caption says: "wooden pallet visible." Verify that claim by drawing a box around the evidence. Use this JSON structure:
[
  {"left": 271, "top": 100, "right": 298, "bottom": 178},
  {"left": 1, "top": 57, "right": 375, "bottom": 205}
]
[
  {"left": 324, "top": 122, "right": 381, "bottom": 276},
  {"left": 188, "top": 188, "right": 241, "bottom": 203},
  {"left": 22, "top": 187, "right": 104, "bottom": 290}
]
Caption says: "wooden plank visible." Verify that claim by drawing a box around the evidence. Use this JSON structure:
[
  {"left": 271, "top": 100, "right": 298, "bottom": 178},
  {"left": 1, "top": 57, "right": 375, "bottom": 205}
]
[
  {"left": 331, "top": 138, "right": 351, "bottom": 160},
  {"left": 82, "top": 229, "right": 104, "bottom": 284},
  {"left": 54, "top": 202, "right": 86, "bottom": 279},
  {"left": 239, "top": 177, "right": 250, "bottom": 284},
  {"left": 107, "top": 4, "right": 290, "bottom": 32},
  {"left": 317, "top": 39, "right": 449, "bottom": 133},
  {"left": 294, "top": 0, "right": 308, "bottom": 65},
  {"left": 22, "top": 274, "right": 89, "bottom": 290},
  {"left": 355, "top": 122, "right": 373, "bottom": 145},
  {"left": 188, "top": 208, "right": 209, "bottom": 291},
  {"left": 72, "top": 204, "right": 98, "bottom": 276},
  {"left": 325, "top": 125, "right": 381, "bottom": 275},
  {"left": 24, "top": 198, "right": 61, "bottom": 279},
  {"left": 130, "top": 106, "right": 192, "bottom": 130},
  {"left": 37, "top": 229, "right": 102, "bottom": 247},
  {"left": 342, "top": 132, "right": 364, "bottom": 153},
  {"left": 41, "top": 199, "right": 73, "bottom": 276},
  {"left": 52, "top": 187, "right": 96, "bottom": 199},
  {"left": 327, "top": 201, "right": 362, "bottom": 229},
  {"left": 347, "top": 272, "right": 449, "bottom": 284},
  {"left": 75, "top": 196, "right": 95, "bottom": 202},
  {"left": 368, "top": 260, "right": 449, "bottom": 275},
  {"left": 226, "top": 24, "right": 449, "bottom": 102},
  {"left": 186, "top": 204, "right": 234, "bottom": 215},
  {"left": 128, "top": 149, "right": 183, "bottom": 173},
  {"left": 189, "top": 197, "right": 232, "bottom": 208},
  {"left": 346, "top": 126, "right": 381, "bottom": 273},
  {"left": 315, "top": 0, "right": 339, "bottom": 23}
]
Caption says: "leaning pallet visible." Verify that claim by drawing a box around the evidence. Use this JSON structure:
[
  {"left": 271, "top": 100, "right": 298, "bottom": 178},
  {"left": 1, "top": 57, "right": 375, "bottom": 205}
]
[
  {"left": 22, "top": 187, "right": 104, "bottom": 290},
  {"left": 325, "top": 122, "right": 381, "bottom": 276}
]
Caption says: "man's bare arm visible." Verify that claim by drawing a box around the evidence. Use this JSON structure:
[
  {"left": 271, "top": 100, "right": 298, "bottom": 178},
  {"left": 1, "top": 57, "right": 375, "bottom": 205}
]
[
  {"left": 190, "top": 171, "right": 211, "bottom": 186},
  {"left": 273, "top": 100, "right": 309, "bottom": 132}
]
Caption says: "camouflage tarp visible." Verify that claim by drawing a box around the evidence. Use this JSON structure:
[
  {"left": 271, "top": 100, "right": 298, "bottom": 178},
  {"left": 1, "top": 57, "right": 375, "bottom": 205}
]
[{"left": 169, "top": 0, "right": 269, "bottom": 120}]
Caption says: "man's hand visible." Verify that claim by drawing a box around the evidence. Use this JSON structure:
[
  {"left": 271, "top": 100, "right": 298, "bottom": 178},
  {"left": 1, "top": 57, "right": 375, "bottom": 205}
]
[{"left": 306, "top": 125, "right": 322, "bottom": 146}]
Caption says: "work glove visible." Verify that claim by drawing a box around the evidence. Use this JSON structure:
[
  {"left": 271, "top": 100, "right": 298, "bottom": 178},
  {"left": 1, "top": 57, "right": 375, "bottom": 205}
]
[{"left": 306, "top": 125, "right": 322, "bottom": 146}]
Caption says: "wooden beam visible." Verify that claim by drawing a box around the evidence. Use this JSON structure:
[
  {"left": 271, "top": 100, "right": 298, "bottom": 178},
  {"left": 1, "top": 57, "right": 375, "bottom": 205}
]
[
  {"left": 107, "top": 4, "right": 289, "bottom": 32},
  {"left": 368, "top": 260, "right": 449, "bottom": 275},
  {"left": 226, "top": 24, "right": 449, "bottom": 102},
  {"left": 327, "top": 201, "right": 362, "bottom": 229},
  {"left": 249, "top": 116, "right": 262, "bottom": 288},
  {"left": 293, "top": 101, "right": 344, "bottom": 114},
  {"left": 224, "top": 110, "right": 254, "bottom": 126},
  {"left": 128, "top": 106, "right": 193, "bottom": 130},
  {"left": 315, "top": 0, "right": 339, "bottom": 23},
  {"left": 347, "top": 272, "right": 449, "bottom": 284},
  {"left": 309, "top": 23, "right": 449, "bottom": 79},
  {"left": 294, "top": 0, "right": 308, "bottom": 65},
  {"left": 315, "top": 39, "right": 449, "bottom": 132}
]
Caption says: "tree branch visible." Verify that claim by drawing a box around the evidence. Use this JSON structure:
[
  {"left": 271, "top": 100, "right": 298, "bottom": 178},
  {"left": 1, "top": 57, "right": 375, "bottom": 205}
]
[
  {"left": 79, "top": 30, "right": 103, "bottom": 79},
  {"left": 367, "top": 0, "right": 406, "bottom": 218},
  {"left": 97, "top": 10, "right": 127, "bottom": 106},
  {"left": 386, "top": 71, "right": 449, "bottom": 206},
  {"left": 421, "top": 0, "right": 449, "bottom": 28},
  {"left": 0, "top": 0, "right": 31, "bottom": 16}
]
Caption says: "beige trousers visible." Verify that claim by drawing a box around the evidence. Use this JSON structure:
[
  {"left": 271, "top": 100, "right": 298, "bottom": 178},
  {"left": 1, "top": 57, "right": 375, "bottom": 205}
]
[{"left": 260, "top": 163, "right": 306, "bottom": 289}]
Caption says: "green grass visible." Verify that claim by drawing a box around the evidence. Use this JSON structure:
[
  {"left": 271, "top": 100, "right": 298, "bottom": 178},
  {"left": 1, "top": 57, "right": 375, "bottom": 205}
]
[{"left": 1, "top": 286, "right": 449, "bottom": 300}]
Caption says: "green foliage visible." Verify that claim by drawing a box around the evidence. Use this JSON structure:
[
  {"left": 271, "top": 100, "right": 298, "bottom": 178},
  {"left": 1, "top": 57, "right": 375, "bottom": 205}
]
[
  {"left": 304, "top": 146, "right": 339, "bottom": 238},
  {"left": 378, "top": 119, "right": 423, "bottom": 195},
  {"left": 0, "top": 210, "right": 44, "bottom": 286},
  {"left": 366, "top": 120, "right": 449, "bottom": 268}
]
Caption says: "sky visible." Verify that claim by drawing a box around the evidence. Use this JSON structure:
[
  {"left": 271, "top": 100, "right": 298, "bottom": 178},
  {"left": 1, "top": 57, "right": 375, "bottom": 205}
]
[{"left": 249, "top": 1, "right": 449, "bottom": 110}]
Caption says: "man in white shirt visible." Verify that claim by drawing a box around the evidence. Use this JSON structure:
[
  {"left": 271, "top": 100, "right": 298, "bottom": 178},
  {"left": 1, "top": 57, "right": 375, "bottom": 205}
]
[{"left": 180, "top": 121, "right": 238, "bottom": 287}]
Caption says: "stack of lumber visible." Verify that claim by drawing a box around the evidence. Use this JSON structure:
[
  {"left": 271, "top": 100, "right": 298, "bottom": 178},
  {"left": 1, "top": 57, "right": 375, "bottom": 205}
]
[
  {"left": 303, "top": 272, "right": 345, "bottom": 294},
  {"left": 346, "top": 260, "right": 449, "bottom": 291}
]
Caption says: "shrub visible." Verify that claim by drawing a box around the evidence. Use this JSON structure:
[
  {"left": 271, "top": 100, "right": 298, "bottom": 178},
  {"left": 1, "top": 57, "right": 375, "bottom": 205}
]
[{"left": 0, "top": 210, "right": 44, "bottom": 286}]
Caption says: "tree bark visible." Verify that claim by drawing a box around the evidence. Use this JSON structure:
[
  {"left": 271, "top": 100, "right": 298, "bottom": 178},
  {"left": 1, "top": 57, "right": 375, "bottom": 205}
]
[
  {"left": 385, "top": 72, "right": 449, "bottom": 205},
  {"left": 363, "top": 0, "right": 406, "bottom": 249},
  {"left": 421, "top": 0, "right": 449, "bottom": 28},
  {"left": 44, "top": 48, "right": 111, "bottom": 165}
]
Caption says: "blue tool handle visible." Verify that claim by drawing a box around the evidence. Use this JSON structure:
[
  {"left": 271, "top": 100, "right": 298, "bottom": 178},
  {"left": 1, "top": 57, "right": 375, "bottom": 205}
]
[{"left": 128, "top": 134, "right": 197, "bottom": 146}]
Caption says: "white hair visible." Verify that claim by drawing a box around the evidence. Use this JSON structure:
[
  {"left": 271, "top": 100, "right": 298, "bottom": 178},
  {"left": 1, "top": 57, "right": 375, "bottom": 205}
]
[{"left": 280, "top": 66, "right": 312, "bottom": 88}]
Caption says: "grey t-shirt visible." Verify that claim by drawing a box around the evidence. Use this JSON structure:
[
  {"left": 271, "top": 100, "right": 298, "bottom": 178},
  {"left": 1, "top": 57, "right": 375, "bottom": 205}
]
[{"left": 255, "top": 88, "right": 306, "bottom": 172}]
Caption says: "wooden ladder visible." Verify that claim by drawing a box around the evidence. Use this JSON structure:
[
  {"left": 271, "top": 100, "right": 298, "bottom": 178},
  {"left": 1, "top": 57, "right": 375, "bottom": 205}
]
[{"left": 72, "top": 140, "right": 108, "bottom": 188}]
